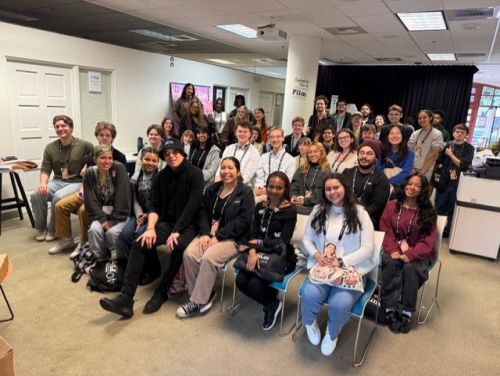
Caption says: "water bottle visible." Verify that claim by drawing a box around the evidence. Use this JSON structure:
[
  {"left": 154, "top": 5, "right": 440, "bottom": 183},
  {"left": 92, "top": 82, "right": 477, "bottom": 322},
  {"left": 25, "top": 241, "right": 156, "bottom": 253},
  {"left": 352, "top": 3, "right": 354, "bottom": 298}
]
[{"left": 137, "top": 137, "right": 144, "bottom": 153}]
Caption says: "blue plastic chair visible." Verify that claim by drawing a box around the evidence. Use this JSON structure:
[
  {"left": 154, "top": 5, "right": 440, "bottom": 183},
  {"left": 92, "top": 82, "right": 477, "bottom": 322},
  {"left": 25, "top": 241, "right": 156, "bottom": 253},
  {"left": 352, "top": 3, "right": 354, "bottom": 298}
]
[{"left": 292, "top": 231, "right": 385, "bottom": 367}]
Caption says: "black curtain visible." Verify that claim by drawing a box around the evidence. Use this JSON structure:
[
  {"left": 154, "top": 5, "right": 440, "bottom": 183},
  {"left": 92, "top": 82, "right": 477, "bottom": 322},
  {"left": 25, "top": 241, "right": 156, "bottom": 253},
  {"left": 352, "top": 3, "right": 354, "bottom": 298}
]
[{"left": 316, "top": 65, "right": 478, "bottom": 131}]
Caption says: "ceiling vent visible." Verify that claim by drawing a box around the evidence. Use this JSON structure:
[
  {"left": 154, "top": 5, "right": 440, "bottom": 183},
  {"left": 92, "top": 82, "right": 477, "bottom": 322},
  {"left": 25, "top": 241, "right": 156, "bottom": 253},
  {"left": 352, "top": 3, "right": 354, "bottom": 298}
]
[
  {"left": 375, "top": 57, "right": 403, "bottom": 62},
  {"left": 456, "top": 52, "right": 486, "bottom": 58},
  {"left": 445, "top": 7, "right": 497, "bottom": 21},
  {"left": 170, "top": 35, "right": 198, "bottom": 42},
  {"left": 325, "top": 26, "right": 367, "bottom": 35}
]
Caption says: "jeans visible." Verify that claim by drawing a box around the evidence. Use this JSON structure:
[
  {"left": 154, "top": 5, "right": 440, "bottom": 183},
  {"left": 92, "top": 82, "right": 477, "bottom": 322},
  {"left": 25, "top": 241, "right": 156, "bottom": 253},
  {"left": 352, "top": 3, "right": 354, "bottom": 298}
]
[
  {"left": 31, "top": 180, "right": 81, "bottom": 233},
  {"left": 434, "top": 184, "right": 458, "bottom": 234},
  {"left": 301, "top": 279, "right": 361, "bottom": 339},
  {"left": 88, "top": 219, "right": 128, "bottom": 260}
]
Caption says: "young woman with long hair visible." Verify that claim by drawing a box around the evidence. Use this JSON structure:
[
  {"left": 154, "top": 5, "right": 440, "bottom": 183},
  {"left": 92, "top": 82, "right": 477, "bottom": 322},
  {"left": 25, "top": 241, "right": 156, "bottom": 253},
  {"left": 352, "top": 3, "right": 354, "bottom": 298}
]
[
  {"left": 188, "top": 126, "right": 221, "bottom": 185},
  {"left": 327, "top": 129, "right": 358, "bottom": 173}
]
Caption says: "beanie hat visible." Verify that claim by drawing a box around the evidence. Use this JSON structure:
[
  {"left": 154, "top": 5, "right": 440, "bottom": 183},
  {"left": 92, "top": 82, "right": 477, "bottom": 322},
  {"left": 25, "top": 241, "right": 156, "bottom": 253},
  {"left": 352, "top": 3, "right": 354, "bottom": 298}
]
[{"left": 358, "top": 139, "right": 381, "bottom": 159}]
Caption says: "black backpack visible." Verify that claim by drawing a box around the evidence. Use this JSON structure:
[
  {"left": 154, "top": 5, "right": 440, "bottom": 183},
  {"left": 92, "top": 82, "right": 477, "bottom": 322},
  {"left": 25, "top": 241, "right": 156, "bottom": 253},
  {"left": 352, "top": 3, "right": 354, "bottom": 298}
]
[{"left": 87, "top": 259, "right": 126, "bottom": 292}]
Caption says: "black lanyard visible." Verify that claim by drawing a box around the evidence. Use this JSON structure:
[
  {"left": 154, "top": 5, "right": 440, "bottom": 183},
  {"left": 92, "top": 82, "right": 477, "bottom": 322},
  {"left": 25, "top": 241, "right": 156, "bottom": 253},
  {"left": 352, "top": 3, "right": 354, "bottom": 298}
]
[
  {"left": 189, "top": 148, "right": 207, "bottom": 168},
  {"left": 233, "top": 143, "right": 249, "bottom": 162},
  {"left": 212, "top": 186, "right": 234, "bottom": 221},
  {"left": 395, "top": 205, "right": 418, "bottom": 241},
  {"left": 448, "top": 141, "right": 465, "bottom": 170},
  {"left": 59, "top": 138, "right": 74, "bottom": 168},
  {"left": 323, "top": 217, "right": 348, "bottom": 241},
  {"left": 351, "top": 168, "right": 375, "bottom": 199},
  {"left": 332, "top": 151, "right": 350, "bottom": 172},
  {"left": 304, "top": 166, "right": 320, "bottom": 191},
  {"left": 269, "top": 150, "right": 286, "bottom": 175},
  {"left": 260, "top": 203, "right": 281, "bottom": 239},
  {"left": 415, "top": 129, "right": 431, "bottom": 146}
]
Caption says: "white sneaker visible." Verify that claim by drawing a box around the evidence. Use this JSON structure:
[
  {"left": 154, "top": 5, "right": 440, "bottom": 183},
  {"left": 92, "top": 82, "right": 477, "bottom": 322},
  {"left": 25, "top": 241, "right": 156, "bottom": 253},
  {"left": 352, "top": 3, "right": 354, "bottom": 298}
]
[
  {"left": 69, "top": 243, "right": 82, "bottom": 260},
  {"left": 45, "top": 232, "right": 56, "bottom": 242},
  {"left": 320, "top": 326, "right": 338, "bottom": 356},
  {"left": 48, "top": 239, "right": 76, "bottom": 255},
  {"left": 35, "top": 229, "right": 47, "bottom": 242},
  {"left": 305, "top": 320, "right": 321, "bottom": 346}
]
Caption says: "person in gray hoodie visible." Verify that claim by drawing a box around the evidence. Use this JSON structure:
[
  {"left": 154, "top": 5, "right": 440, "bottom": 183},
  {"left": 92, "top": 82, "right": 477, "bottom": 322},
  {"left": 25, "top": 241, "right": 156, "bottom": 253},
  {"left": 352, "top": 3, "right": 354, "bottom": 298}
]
[{"left": 188, "top": 126, "right": 221, "bottom": 185}]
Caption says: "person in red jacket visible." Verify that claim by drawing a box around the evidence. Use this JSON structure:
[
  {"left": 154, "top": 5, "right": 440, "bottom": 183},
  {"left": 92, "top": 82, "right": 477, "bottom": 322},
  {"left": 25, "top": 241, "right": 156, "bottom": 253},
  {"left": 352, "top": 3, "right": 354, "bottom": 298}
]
[{"left": 379, "top": 173, "right": 437, "bottom": 334}]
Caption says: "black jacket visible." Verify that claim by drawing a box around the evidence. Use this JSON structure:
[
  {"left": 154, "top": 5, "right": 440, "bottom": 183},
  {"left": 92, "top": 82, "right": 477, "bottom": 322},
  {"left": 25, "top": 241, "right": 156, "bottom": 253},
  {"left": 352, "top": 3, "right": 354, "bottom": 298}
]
[
  {"left": 343, "top": 166, "right": 390, "bottom": 230},
  {"left": 198, "top": 180, "right": 255, "bottom": 243},
  {"left": 149, "top": 159, "right": 204, "bottom": 233},
  {"left": 307, "top": 113, "right": 335, "bottom": 140},
  {"left": 284, "top": 133, "right": 305, "bottom": 157}
]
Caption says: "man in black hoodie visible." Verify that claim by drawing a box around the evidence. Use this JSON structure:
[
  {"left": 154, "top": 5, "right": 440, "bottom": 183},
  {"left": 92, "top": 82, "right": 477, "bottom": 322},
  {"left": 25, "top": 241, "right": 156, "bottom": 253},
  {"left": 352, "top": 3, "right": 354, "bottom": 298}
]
[{"left": 100, "top": 138, "right": 204, "bottom": 318}]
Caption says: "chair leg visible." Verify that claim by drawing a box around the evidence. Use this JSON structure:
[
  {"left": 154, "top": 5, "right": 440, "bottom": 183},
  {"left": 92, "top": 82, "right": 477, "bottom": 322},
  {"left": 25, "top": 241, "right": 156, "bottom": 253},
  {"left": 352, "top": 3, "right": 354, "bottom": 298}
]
[
  {"left": 0, "top": 285, "right": 14, "bottom": 322},
  {"left": 352, "top": 316, "right": 377, "bottom": 367},
  {"left": 278, "top": 291, "right": 297, "bottom": 337},
  {"left": 417, "top": 260, "right": 442, "bottom": 325},
  {"left": 219, "top": 269, "right": 227, "bottom": 312},
  {"left": 230, "top": 278, "right": 243, "bottom": 315},
  {"left": 292, "top": 296, "right": 303, "bottom": 342}
]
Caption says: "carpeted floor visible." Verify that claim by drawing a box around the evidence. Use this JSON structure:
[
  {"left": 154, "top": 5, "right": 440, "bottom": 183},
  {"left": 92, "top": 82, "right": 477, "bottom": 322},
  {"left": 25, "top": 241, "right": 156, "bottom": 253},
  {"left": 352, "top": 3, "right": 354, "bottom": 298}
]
[{"left": 0, "top": 216, "right": 498, "bottom": 376}]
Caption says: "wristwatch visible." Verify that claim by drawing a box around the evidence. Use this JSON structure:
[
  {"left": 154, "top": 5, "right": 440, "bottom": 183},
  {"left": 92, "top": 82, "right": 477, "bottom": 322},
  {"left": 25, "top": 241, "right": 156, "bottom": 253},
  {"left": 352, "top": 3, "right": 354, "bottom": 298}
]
[{"left": 337, "top": 257, "right": 345, "bottom": 267}]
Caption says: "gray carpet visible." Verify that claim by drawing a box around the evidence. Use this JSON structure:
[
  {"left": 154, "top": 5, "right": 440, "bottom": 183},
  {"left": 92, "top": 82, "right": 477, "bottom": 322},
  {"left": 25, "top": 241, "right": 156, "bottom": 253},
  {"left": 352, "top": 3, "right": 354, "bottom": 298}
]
[{"left": 0, "top": 217, "right": 498, "bottom": 376}]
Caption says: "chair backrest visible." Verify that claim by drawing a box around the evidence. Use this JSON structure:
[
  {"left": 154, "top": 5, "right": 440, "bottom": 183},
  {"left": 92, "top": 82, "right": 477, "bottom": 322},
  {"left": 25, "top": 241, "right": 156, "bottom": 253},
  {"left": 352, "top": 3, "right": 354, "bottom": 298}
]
[
  {"left": 291, "top": 213, "right": 309, "bottom": 253},
  {"left": 435, "top": 215, "right": 447, "bottom": 259},
  {"left": 367, "top": 231, "right": 385, "bottom": 283}
]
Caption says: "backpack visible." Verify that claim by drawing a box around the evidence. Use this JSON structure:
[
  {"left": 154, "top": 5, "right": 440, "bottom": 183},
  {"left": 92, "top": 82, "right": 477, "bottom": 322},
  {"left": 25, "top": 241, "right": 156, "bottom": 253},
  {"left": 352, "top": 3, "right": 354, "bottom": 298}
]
[
  {"left": 87, "top": 258, "right": 126, "bottom": 292},
  {"left": 71, "top": 242, "right": 98, "bottom": 283}
]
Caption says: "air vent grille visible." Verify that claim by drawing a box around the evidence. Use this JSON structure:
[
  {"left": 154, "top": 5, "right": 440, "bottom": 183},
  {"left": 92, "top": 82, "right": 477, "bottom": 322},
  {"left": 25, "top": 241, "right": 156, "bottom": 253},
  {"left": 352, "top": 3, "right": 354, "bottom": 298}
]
[{"left": 445, "top": 8, "right": 495, "bottom": 21}]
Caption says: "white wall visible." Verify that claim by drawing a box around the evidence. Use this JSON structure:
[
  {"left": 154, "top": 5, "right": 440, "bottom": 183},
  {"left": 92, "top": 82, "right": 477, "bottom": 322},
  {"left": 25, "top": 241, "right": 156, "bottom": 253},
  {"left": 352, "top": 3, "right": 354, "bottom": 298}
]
[{"left": 0, "top": 22, "right": 285, "bottom": 154}]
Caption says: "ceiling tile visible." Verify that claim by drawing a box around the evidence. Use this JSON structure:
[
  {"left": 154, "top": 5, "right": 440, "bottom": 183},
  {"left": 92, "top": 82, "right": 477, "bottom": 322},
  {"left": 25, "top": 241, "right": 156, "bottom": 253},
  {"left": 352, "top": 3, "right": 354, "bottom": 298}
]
[{"left": 385, "top": 0, "right": 444, "bottom": 13}]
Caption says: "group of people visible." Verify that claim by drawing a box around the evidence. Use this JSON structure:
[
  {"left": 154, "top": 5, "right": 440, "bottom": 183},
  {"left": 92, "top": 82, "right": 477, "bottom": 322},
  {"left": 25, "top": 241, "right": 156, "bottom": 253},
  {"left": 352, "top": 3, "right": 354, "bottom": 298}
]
[{"left": 28, "top": 88, "right": 474, "bottom": 357}]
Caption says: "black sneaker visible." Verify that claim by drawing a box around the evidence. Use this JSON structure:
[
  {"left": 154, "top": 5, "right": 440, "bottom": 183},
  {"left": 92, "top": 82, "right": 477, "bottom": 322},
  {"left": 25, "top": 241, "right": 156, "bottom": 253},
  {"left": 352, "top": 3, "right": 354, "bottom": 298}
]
[
  {"left": 386, "top": 311, "right": 401, "bottom": 334},
  {"left": 262, "top": 300, "right": 282, "bottom": 331},
  {"left": 176, "top": 300, "right": 203, "bottom": 318},
  {"left": 143, "top": 292, "right": 168, "bottom": 314},
  {"left": 100, "top": 294, "right": 134, "bottom": 318},
  {"left": 399, "top": 314, "right": 412, "bottom": 334},
  {"left": 200, "top": 290, "right": 216, "bottom": 314}
]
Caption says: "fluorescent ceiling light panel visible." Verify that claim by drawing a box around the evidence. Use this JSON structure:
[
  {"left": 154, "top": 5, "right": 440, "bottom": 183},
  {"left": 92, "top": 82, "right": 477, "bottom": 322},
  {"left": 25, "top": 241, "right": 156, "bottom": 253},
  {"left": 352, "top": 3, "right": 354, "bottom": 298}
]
[
  {"left": 397, "top": 11, "right": 447, "bottom": 31},
  {"left": 130, "top": 29, "right": 174, "bottom": 41},
  {"left": 216, "top": 24, "right": 257, "bottom": 38},
  {"left": 427, "top": 53, "right": 456, "bottom": 61},
  {"left": 206, "top": 58, "right": 236, "bottom": 65}
]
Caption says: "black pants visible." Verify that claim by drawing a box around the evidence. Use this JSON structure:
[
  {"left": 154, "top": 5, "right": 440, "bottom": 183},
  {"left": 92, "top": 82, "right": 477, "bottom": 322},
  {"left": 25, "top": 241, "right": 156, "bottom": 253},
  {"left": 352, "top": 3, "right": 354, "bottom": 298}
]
[
  {"left": 235, "top": 270, "right": 278, "bottom": 308},
  {"left": 380, "top": 253, "right": 431, "bottom": 312},
  {"left": 121, "top": 221, "right": 196, "bottom": 300}
]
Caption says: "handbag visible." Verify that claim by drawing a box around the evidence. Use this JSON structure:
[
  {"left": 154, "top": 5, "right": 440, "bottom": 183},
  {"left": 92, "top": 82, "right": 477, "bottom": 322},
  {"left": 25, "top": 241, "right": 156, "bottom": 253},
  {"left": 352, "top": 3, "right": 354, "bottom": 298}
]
[
  {"left": 383, "top": 158, "right": 403, "bottom": 180},
  {"left": 234, "top": 240, "right": 287, "bottom": 282}
]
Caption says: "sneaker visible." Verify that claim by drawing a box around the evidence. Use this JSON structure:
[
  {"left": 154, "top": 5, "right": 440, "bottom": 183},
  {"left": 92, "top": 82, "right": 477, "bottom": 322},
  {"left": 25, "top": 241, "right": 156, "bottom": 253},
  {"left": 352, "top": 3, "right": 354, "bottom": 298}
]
[
  {"left": 45, "top": 232, "right": 56, "bottom": 242},
  {"left": 199, "top": 290, "right": 216, "bottom": 314},
  {"left": 143, "top": 292, "right": 168, "bottom": 314},
  {"left": 263, "top": 300, "right": 282, "bottom": 331},
  {"left": 69, "top": 243, "right": 82, "bottom": 260},
  {"left": 99, "top": 294, "right": 134, "bottom": 318},
  {"left": 35, "top": 229, "right": 47, "bottom": 242},
  {"left": 399, "top": 314, "right": 412, "bottom": 334},
  {"left": 305, "top": 320, "right": 321, "bottom": 346},
  {"left": 320, "top": 326, "right": 338, "bottom": 356},
  {"left": 176, "top": 300, "right": 202, "bottom": 318},
  {"left": 48, "top": 238, "right": 76, "bottom": 255}
]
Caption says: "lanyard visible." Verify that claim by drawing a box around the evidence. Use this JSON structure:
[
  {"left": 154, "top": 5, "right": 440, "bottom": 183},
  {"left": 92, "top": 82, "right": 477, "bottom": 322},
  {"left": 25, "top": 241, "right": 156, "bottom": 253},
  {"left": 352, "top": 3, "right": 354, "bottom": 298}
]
[
  {"left": 233, "top": 143, "right": 249, "bottom": 162},
  {"left": 189, "top": 148, "right": 207, "bottom": 168},
  {"left": 352, "top": 168, "right": 375, "bottom": 199},
  {"left": 415, "top": 128, "right": 431, "bottom": 146},
  {"left": 269, "top": 150, "right": 286, "bottom": 176},
  {"left": 59, "top": 138, "right": 74, "bottom": 167},
  {"left": 323, "top": 216, "right": 347, "bottom": 240},
  {"left": 395, "top": 205, "right": 418, "bottom": 241},
  {"left": 304, "top": 165, "right": 320, "bottom": 191},
  {"left": 332, "top": 151, "right": 350, "bottom": 172},
  {"left": 260, "top": 203, "right": 281, "bottom": 238},
  {"left": 212, "top": 186, "right": 233, "bottom": 221}
]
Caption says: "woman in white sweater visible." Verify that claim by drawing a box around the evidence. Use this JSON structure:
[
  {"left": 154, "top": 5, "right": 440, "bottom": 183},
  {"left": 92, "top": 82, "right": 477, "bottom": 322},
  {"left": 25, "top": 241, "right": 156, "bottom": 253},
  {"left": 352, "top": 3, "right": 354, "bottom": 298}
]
[{"left": 301, "top": 172, "right": 375, "bottom": 356}]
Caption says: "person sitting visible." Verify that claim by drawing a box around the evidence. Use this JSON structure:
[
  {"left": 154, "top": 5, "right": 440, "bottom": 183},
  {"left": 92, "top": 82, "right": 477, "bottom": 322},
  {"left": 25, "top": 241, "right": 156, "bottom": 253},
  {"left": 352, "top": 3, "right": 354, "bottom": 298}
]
[
  {"left": 52, "top": 121, "right": 126, "bottom": 255},
  {"left": 343, "top": 140, "right": 390, "bottom": 230},
  {"left": 250, "top": 126, "right": 264, "bottom": 154},
  {"left": 229, "top": 94, "right": 255, "bottom": 122},
  {"left": 319, "top": 126, "right": 335, "bottom": 154},
  {"left": 307, "top": 95, "right": 334, "bottom": 141},
  {"left": 180, "top": 129, "right": 195, "bottom": 157},
  {"left": 380, "top": 173, "right": 437, "bottom": 334},
  {"left": 177, "top": 157, "right": 255, "bottom": 317},
  {"left": 83, "top": 145, "right": 131, "bottom": 260},
  {"left": 135, "top": 124, "right": 166, "bottom": 173},
  {"left": 161, "top": 117, "right": 178, "bottom": 140},
  {"left": 172, "top": 83, "right": 203, "bottom": 127},
  {"left": 295, "top": 137, "right": 312, "bottom": 170},
  {"left": 254, "top": 126, "right": 296, "bottom": 202},
  {"left": 235, "top": 172, "right": 297, "bottom": 330},
  {"left": 31, "top": 115, "right": 93, "bottom": 242},
  {"left": 216, "top": 122, "right": 260, "bottom": 185},
  {"left": 180, "top": 101, "right": 211, "bottom": 135},
  {"left": 188, "top": 126, "right": 221, "bottom": 185},
  {"left": 99, "top": 138, "right": 204, "bottom": 318},
  {"left": 379, "top": 104, "right": 414, "bottom": 144},
  {"left": 284, "top": 116, "right": 306, "bottom": 157},
  {"left": 220, "top": 105, "right": 251, "bottom": 146},
  {"left": 253, "top": 108, "right": 269, "bottom": 145},
  {"left": 377, "top": 124, "right": 415, "bottom": 190},
  {"left": 115, "top": 147, "right": 160, "bottom": 279},
  {"left": 301, "top": 173, "right": 375, "bottom": 356},
  {"left": 327, "top": 129, "right": 358, "bottom": 173},
  {"left": 360, "top": 123, "right": 377, "bottom": 142},
  {"left": 291, "top": 142, "right": 330, "bottom": 215}
]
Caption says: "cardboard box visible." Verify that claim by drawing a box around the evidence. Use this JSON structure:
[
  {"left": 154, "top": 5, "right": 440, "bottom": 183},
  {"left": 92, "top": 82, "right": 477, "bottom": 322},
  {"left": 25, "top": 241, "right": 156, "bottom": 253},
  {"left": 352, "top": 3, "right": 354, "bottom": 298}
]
[
  {"left": 0, "top": 336, "right": 14, "bottom": 376},
  {"left": 0, "top": 255, "right": 13, "bottom": 284}
]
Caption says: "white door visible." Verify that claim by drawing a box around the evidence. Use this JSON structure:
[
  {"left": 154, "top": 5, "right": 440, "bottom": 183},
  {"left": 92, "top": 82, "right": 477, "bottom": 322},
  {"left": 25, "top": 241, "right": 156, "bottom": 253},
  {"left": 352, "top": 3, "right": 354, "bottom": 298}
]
[
  {"left": 258, "top": 92, "right": 274, "bottom": 126},
  {"left": 7, "top": 60, "right": 74, "bottom": 191},
  {"left": 229, "top": 87, "right": 250, "bottom": 112}
]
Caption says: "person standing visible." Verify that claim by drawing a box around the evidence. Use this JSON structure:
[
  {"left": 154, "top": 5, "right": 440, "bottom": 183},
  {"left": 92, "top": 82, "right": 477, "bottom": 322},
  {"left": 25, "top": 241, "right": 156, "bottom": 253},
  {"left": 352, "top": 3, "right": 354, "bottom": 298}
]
[
  {"left": 332, "top": 99, "right": 351, "bottom": 132},
  {"left": 343, "top": 140, "right": 390, "bottom": 230},
  {"left": 307, "top": 95, "right": 334, "bottom": 141},
  {"left": 284, "top": 116, "right": 306, "bottom": 157},
  {"left": 172, "top": 83, "right": 203, "bottom": 126},
  {"left": 434, "top": 124, "right": 474, "bottom": 237},
  {"left": 99, "top": 138, "right": 204, "bottom": 318},
  {"left": 432, "top": 110, "right": 451, "bottom": 143},
  {"left": 31, "top": 115, "right": 93, "bottom": 242}
]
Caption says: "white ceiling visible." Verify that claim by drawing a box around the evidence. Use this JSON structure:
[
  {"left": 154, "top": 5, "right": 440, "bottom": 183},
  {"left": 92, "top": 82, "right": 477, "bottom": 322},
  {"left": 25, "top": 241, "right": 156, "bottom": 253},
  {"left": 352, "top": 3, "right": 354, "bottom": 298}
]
[{"left": 84, "top": 0, "right": 500, "bottom": 85}]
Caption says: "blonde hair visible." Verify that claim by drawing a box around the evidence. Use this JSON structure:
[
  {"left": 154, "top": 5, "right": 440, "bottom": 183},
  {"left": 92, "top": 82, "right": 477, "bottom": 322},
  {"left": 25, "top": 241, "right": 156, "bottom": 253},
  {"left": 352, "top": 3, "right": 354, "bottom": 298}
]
[{"left": 301, "top": 142, "right": 329, "bottom": 173}]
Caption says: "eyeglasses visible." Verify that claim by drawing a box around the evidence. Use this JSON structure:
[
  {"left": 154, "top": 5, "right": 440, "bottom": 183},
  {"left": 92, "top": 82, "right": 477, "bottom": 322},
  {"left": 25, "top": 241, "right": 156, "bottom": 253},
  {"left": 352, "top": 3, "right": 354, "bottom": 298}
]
[{"left": 338, "top": 136, "right": 351, "bottom": 141}]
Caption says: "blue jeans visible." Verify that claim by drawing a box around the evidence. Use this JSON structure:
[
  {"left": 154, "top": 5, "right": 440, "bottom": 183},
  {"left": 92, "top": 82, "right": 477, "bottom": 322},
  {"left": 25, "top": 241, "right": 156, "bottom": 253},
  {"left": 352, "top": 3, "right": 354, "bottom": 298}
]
[
  {"left": 434, "top": 184, "right": 458, "bottom": 233},
  {"left": 301, "top": 279, "right": 362, "bottom": 339},
  {"left": 30, "top": 179, "right": 81, "bottom": 233}
]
